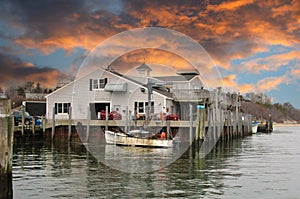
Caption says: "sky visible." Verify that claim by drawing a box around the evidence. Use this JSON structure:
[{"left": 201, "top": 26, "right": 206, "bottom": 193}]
[{"left": 0, "top": 0, "right": 299, "bottom": 108}]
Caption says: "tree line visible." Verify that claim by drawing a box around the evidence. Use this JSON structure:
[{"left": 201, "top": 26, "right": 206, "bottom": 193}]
[{"left": 4, "top": 81, "right": 52, "bottom": 108}]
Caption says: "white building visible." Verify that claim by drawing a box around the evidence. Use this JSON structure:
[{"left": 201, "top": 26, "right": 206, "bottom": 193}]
[{"left": 45, "top": 64, "right": 203, "bottom": 120}]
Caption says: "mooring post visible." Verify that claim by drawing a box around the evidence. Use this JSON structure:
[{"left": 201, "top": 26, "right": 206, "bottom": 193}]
[
  {"left": 68, "top": 106, "right": 72, "bottom": 141},
  {"left": 167, "top": 120, "right": 170, "bottom": 139},
  {"left": 86, "top": 106, "right": 90, "bottom": 142},
  {"left": 125, "top": 106, "right": 128, "bottom": 132},
  {"left": 0, "top": 115, "right": 13, "bottom": 199},
  {"left": 52, "top": 106, "right": 55, "bottom": 139},
  {"left": 21, "top": 105, "right": 25, "bottom": 136},
  {"left": 198, "top": 104, "right": 205, "bottom": 141},
  {"left": 212, "top": 106, "right": 216, "bottom": 141},
  {"left": 105, "top": 106, "right": 108, "bottom": 131},
  {"left": 32, "top": 117, "right": 35, "bottom": 135},
  {"left": 195, "top": 105, "right": 200, "bottom": 142},
  {"left": 189, "top": 104, "right": 193, "bottom": 144},
  {"left": 42, "top": 115, "right": 45, "bottom": 134}
]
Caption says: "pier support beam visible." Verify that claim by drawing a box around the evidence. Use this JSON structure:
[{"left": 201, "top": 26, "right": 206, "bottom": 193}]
[
  {"left": 68, "top": 106, "right": 72, "bottom": 141},
  {"left": 0, "top": 116, "right": 13, "bottom": 199},
  {"left": 52, "top": 106, "right": 55, "bottom": 139},
  {"left": 195, "top": 104, "right": 205, "bottom": 142},
  {"left": 105, "top": 106, "right": 108, "bottom": 131},
  {"left": 86, "top": 106, "right": 90, "bottom": 142},
  {"left": 189, "top": 104, "right": 193, "bottom": 144}
]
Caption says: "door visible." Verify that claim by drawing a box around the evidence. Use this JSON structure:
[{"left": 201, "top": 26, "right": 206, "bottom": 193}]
[{"left": 90, "top": 103, "right": 110, "bottom": 120}]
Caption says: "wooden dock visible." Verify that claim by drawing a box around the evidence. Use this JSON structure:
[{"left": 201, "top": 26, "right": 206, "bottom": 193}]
[
  {"left": 14, "top": 108, "right": 253, "bottom": 144},
  {"left": 13, "top": 90, "right": 254, "bottom": 144}
]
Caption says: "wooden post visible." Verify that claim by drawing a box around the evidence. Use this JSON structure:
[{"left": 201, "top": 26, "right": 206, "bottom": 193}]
[
  {"left": 21, "top": 106, "right": 25, "bottom": 136},
  {"left": 195, "top": 106, "right": 200, "bottom": 141},
  {"left": 125, "top": 106, "right": 128, "bottom": 133},
  {"left": 105, "top": 106, "right": 108, "bottom": 131},
  {"left": 207, "top": 107, "right": 211, "bottom": 140},
  {"left": 167, "top": 120, "right": 170, "bottom": 139},
  {"left": 212, "top": 107, "right": 216, "bottom": 141},
  {"left": 86, "top": 106, "right": 90, "bottom": 142},
  {"left": 52, "top": 106, "right": 55, "bottom": 139},
  {"left": 32, "top": 117, "right": 35, "bottom": 135},
  {"left": 196, "top": 104, "right": 205, "bottom": 141},
  {"left": 68, "top": 106, "right": 72, "bottom": 141},
  {"left": 0, "top": 116, "right": 13, "bottom": 198},
  {"left": 42, "top": 116, "right": 45, "bottom": 134},
  {"left": 189, "top": 104, "right": 193, "bottom": 144}
]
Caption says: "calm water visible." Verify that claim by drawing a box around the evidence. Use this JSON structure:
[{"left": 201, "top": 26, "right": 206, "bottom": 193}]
[{"left": 12, "top": 126, "right": 300, "bottom": 198}]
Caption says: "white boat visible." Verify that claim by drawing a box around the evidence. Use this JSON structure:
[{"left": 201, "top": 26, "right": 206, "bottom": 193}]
[
  {"left": 251, "top": 121, "right": 259, "bottom": 134},
  {"left": 105, "top": 130, "right": 173, "bottom": 148}
]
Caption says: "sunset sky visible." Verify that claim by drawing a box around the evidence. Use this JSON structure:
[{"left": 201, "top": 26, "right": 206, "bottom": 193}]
[{"left": 0, "top": 0, "right": 299, "bottom": 108}]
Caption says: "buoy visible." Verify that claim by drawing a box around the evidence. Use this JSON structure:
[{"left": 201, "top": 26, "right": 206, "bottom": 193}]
[{"left": 161, "top": 131, "right": 166, "bottom": 139}]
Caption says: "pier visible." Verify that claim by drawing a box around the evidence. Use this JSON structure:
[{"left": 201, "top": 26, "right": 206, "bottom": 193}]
[{"left": 14, "top": 90, "right": 253, "bottom": 144}]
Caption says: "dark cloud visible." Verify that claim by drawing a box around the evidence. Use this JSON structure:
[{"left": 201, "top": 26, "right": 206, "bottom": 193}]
[
  {"left": 0, "top": 53, "right": 66, "bottom": 88},
  {"left": 0, "top": 0, "right": 299, "bottom": 92}
]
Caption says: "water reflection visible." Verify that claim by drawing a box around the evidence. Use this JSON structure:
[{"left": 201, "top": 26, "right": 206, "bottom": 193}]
[{"left": 12, "top": 134, "right": 248, "bottom": 198}]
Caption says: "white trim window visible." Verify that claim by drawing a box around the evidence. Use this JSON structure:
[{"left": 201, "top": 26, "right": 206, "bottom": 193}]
[
  {"left": 135, "top": 101, "right": 154, "bottom": 114},
  {"left": 55, "top": 103, "right": 71, "bottom": 114},
  {"left": 91, "top": 78, "right": 108, "bottom": 90}
]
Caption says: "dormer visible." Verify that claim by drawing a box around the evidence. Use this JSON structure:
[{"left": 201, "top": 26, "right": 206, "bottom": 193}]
[{"left": 136, "top": 63, "right": 152, "bottom": 77}]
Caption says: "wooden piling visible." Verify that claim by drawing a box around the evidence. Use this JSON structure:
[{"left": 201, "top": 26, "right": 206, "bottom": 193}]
[
  {"left": 0, "top": 116, "right": 13, "bottom": 199},
  {"left": 21, "top": 106, "right": 25, "bottom": 136},
  {"left": 196, "top": 104, "right": 205, "bottom": 141},
  {"left": 167, "top": 120, "right": 170, "bottom": 139},
  {"left": 68, "top": 106, "right": 72, "bottom": 141},
  {"left": 52, "top": 106, "right": 55, "bottom": 139},
  {"left": 86, "top": 106, "right": 90, "bottom": 142},
  {"left": 125, "top": 106, "right": 128, "bottom": 132},
  {"left": 189, "top": 104, "right": 193, "bottom": 144},
  {"left": 42, "top": 115, "right": 46, "bottom": 134},
  {"left": 105, "top": 106, "right": 108, "bottom": 131},
  {"left": 32, "top": 117, "right": 35, "bottom": 135}
]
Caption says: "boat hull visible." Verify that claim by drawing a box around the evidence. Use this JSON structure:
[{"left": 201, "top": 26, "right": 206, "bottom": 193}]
[
  {"left": 105, "top": 130, "right": 173, "bottom": 148},
  {"left": 251, "top": 122, "right": 259, "bottom": 134}
]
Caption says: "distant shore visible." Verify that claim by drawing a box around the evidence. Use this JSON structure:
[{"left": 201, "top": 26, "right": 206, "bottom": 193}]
[{"left": 273, "top": 123, "right": 300, "bottom": 127}]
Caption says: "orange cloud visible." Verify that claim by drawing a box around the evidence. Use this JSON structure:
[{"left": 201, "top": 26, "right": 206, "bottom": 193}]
[
  {"left": 256, "top": 76, "right": 286, "bottom": 92},
  {"left": 207, "top": 0, "right": 255, "bottom": 12},
  {"left": 291, "top": 69, "right": 300, "bottom": 77},
  {"left": 238, "top": 50, "right": 300, "bottom": 74},
  {"left": 221, "top": 74, "right": 255, "bottom": 93},
  {"left": 26, "top": 70, "right": 64, "bottom": 88}
]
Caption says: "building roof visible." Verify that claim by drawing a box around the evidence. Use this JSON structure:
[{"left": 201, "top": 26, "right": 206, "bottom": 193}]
[
  {"left": 47, "top": 67, "right": 174, "bottom": 100},
  {"left": 136, "top": 63, "right": 152, "bottom": 72},
  {"left": 154, "top": 75, "right": 189, "bottom": 82}
]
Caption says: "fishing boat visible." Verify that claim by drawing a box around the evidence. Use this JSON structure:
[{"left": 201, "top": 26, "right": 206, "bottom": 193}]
[
  {"left": 251, "top": 121, "right": 259, "bottom": 134},
  {"left": 105, "top": 129, "right": 173, "bottom": 148},
  {"left": 105, "top": 78, "right": 174, "bottom": 148}
]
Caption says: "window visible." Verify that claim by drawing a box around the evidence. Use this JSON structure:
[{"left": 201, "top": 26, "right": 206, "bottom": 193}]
[
  {"left": 93, "top": 79, "right": 99, "bottom": 89},
  {"left": 135, "top": 101, "right": 154, "bottom": 114},
  {"left": 90, "top": 78, "right": 108, "bottom": 90},
  {"left": 55, "top": 103, "right": 71, "bottom": 114},
  {"left": 99, "top": 79, "right": 106, "bottom": 89}
]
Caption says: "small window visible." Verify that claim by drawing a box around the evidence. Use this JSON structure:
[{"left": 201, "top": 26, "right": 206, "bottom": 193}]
[
  {"left": 93, "top": 79, "right": 99, "bottom": 89},
  {"left": 58, "top": 103, "right": 62, "bottom": 113},
  {"left": 135, "top": 101, "right": 154, "bottom": 114},
  {"left": 63, "top": 103, "right": 69, "bottom": 113},
  {"left": 91, "top": 78, "right": 107, "bottom": 90},
  {"left": 55, "top": 103, "right": 71, "bottom": 114},
  {"left": 99, "top": 79, "right": 106, "bottom": 88},
  {"left": 138, "top": 102, "right": 144, "bottom": 114}
]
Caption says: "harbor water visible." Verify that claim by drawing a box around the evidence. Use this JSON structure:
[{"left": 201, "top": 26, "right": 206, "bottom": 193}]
[{"left": 12, "top": 126, "right": 300, "bottom": 198}]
